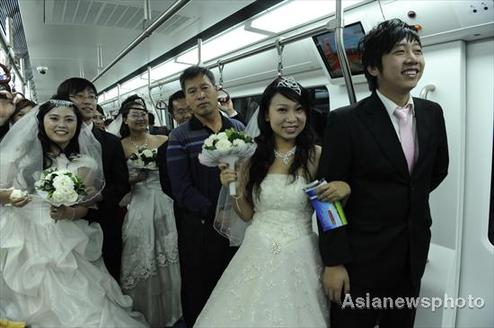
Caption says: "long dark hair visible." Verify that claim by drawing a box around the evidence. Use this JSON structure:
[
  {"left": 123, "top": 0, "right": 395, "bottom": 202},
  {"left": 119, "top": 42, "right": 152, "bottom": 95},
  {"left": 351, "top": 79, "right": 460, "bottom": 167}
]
[
  {"left": 119, "top": 95, "right": 148, "bottom": 138},
  {"left": 245, "top": 77, "right": 315, "bottom": 204},
  {"left": 37, "top": 97, "right": 82, "bottom": 168}
]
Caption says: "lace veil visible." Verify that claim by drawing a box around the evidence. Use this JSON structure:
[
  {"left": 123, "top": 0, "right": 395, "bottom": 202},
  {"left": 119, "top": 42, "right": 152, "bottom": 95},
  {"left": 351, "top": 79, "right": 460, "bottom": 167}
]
[{"left": 0, "top": 103, "right": 105, "bottom": 204}]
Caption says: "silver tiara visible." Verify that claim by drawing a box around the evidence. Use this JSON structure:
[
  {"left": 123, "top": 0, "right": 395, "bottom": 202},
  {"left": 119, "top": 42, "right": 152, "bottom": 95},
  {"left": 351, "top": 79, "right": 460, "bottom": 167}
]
[
  {"left": 276, "top": 76, "right": 301, "bottom": 96},
  {"left": 48, "top": 99, "right": 75, "bottom": 107}
]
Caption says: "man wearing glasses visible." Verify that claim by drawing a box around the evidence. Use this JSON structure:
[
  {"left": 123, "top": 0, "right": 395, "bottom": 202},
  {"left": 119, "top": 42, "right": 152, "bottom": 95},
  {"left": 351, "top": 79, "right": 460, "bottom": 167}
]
[{"left": 168, "top": 90, "right": 192, "bottom": 127}]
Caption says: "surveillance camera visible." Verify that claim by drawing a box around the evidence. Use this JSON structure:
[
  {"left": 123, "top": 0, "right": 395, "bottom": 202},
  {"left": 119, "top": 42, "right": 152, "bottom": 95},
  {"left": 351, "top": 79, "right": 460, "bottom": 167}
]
[{"left": 36, "top": 66, "right": 48, "bottom": 75}]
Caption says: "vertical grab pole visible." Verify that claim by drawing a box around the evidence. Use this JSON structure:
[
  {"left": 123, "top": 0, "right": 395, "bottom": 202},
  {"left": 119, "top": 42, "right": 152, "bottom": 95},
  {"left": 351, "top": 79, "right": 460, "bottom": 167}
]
[{"left": 335, "top": 0, "right": 356, "bottom": 104}]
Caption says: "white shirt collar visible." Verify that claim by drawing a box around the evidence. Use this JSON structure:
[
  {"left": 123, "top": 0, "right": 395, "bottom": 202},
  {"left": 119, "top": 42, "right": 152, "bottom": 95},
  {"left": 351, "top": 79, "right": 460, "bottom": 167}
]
[
  {"left": 376, "top": 90, "right": 415, "bottom": 117},
  {"left": 84, "top": 120, "right": 94, "bottom": 130}
]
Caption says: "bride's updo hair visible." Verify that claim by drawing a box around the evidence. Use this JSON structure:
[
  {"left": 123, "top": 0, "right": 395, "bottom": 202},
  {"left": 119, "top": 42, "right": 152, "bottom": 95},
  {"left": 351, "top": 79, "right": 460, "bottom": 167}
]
[
  {"left": 245, "top": 76, "right": 315, "bottom": 204},
  {"left": 119, "top": 94, "right": 148, "bottom": 138},
  {"left": 37, "top": 97, "right": 83, "bottom": 168}
]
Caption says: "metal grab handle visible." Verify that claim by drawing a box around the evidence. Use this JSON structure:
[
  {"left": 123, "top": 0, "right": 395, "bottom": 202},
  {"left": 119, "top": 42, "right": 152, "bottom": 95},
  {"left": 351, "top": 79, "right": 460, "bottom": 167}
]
[{"left": 420, "top": 84, "right": 436, "bottom": 99}]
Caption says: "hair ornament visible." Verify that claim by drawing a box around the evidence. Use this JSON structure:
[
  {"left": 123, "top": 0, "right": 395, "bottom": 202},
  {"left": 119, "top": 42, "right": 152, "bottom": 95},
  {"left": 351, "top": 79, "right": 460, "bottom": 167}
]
[
  {"left": 48, "top": 99, "right": 76, "bottom": 108},
  {"left": 276, "top": 76, "right": 301, "bottom": 96}
]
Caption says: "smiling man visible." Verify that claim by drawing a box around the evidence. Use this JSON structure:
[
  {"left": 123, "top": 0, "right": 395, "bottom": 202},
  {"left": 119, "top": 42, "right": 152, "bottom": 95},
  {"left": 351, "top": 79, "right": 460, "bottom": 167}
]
[
  {"left": 166, "top": 66, "right": 244, "bottom": 327},
  {"left": 318, "top": 19, "right": 449, "bottom": 327}
]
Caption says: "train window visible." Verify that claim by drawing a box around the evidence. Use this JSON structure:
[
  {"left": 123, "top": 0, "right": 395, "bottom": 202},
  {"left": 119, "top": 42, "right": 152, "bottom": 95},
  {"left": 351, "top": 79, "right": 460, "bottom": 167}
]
[{"left": 231, "top": 85, "right": 329, "bottom": 144}]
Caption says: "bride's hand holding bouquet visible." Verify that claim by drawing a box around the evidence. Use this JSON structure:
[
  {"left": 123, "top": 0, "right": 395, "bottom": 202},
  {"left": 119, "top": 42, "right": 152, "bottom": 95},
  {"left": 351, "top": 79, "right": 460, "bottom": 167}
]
[
  {"left": 199, "top": 128, "right": 256, "bottom": 195},
  {"left": 35, "top": 168, "right": 88, "bottom": 222}
]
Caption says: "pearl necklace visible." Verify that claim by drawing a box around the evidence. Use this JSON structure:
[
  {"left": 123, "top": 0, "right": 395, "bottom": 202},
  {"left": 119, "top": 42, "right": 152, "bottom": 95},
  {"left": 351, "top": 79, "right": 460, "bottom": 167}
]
[
  {"left": 274, "top": 146, "right": 296, "bottom": 166},
  {"left": 129, "top": 135, "right": 148, "bottom": 150}
]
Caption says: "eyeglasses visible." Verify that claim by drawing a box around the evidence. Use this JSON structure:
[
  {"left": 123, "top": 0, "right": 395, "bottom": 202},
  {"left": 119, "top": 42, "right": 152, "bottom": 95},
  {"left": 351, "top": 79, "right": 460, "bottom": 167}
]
[
  {"left": 128, "top": 113, "right": 148, "bottom": 120},
  {"left": 70, "top": 94, "right": 97, "bottom": 102}
]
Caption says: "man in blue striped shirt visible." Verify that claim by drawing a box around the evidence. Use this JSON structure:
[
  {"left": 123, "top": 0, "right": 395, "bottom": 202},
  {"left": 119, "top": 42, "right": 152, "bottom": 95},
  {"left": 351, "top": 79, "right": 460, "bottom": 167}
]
[{"left": 166, "top": 66, "right": 244, "bottom": 327}]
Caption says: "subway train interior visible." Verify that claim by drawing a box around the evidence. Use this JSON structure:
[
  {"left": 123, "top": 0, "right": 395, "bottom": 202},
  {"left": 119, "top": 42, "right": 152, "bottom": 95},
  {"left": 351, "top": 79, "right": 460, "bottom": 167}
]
[{"left": 1, "top": 0, "right": 493, "bottom": 327}]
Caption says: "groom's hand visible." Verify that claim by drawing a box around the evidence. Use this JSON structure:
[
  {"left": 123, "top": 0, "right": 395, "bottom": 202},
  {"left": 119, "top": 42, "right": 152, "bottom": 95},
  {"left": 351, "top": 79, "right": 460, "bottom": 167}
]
[{"left": 322, "top": 265, "right": 350, "bottom": 304}]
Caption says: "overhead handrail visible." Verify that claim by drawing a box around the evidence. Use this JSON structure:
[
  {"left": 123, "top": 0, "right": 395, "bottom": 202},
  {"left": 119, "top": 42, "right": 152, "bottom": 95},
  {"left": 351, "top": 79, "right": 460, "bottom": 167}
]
[
  {"left": 419, "top": 84, "right": 436, "bottom": 99},
  {"left": 145, "top": 0, "right": 371, "bottom": 91},
  {"left": 92, "top": 0, "right": 191, "bottom": 83},
  {"left": 0, "top": 19, "right": 26, "bottom": 87},
  {"left": 334, "top": 0, "right": 356, "bottom": 104}
]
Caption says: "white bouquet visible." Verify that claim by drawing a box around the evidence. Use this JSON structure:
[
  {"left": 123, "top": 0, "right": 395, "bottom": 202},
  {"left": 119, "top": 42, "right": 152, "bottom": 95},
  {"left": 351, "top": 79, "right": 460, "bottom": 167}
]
[
  {"left": 199, "top": 128, "right": 256, "bottom": 195},
  {"left": 129, "top": 147, "right": 158, "bottom": 170},
  {"left": 34, "top": 169, "right": 87, "bottom": 207}
]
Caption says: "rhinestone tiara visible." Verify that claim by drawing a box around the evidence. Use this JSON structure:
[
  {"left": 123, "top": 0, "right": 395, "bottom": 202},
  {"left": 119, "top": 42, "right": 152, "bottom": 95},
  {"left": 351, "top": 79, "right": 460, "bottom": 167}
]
[{"left": 276, "top": 76, "right": 301, "bottom": 96}]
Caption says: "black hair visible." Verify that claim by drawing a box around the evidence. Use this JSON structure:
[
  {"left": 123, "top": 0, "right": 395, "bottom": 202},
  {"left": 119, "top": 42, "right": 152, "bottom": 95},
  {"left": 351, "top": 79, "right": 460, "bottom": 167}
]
[
  {"left": 245, "top": 77, "right": 315, "bottom": 204},
  {"left": 179, "top": 66, "right": 216, "bottom": 92},
  {"left": 119, "top": 94, "right": 148, "bottom": 138},
  {"left": 56, "top": 77, "right": 98, "bottom": 97},
  {"left": 104, "top": 118, "right": 114, "bottom": 126},
  {"left": 10, "top": 98, "right": 37, "bottom": 122},
  {"left": 37, "top": 96, "right": 82, "bottom": 169},
  {"left": 95, "top": 104, "right": 104, "bottom": 116},
  {"left": 148, "top": 112, "right": 155, "bottom": 126},
  {"left": 167, "top": 90, "right": 185, "bottom": 115},
  {"left": 359, "top": 19, "right": 421, "bottom": 92}
]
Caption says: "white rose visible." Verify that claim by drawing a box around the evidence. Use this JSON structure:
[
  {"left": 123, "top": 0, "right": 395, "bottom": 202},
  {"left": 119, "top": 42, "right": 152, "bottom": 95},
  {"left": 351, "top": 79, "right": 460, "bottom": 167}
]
[
  {"left": 135, "top": 159, "right": 145, "bottom": 168},
  {"left": 215, "top": 138, "right": 232, "bottom": 151},
  {"left": 10, "top": 189, "right": 27, "bottom": 201},
  {"left": 204, "top": 136, "right": 214, "bottom": 148},
  {"left": 142, "top": 149, "right": 153, "bottom": 158},
  {"left": 52, "top": 174, "right": 75, "bottom": 190},
  {"left": 217, "top": 132, "right": 228, "bottom": 140},
  {"left": 51, "top": 189, "right": 78, "bottom": 204},
  {"left": 232, "top": 139, "right": 246, "bottom": 147}
]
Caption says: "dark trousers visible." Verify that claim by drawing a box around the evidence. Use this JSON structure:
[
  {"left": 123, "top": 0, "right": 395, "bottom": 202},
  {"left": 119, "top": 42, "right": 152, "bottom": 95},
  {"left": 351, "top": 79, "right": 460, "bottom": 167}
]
[
  {"left": 99, "top": 206, "right": 125, "bottom": 283},
  {"left": 330, "top": 280, "right": 420, "bottom": 328},
  {"left": 176, "top": 208, "right": 236, "bottom": 328}
]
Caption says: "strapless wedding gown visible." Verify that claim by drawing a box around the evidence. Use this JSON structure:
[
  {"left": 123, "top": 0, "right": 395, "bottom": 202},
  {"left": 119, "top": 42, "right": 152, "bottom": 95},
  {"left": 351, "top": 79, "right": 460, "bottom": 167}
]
[
  {"left": 195, "top": 174, "right": 329, "bottom": 327},
  {"left": 121, "top": 162, "right": 182, "bottom": 327},
  {"left": 0, "top": 155, "right": 148, "bottom": 327}
]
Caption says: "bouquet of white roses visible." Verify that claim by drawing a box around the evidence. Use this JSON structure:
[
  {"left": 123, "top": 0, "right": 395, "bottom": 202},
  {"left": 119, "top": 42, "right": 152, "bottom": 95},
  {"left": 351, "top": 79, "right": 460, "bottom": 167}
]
[
  {"left": 34, "top": 169, "right": 87, "bottom": 207},
  {"left": 199, "top": 128, "right": 256, "bottom": 195},
  {"left": 129, "top": 147, "right": 158, "bottom": 170}
]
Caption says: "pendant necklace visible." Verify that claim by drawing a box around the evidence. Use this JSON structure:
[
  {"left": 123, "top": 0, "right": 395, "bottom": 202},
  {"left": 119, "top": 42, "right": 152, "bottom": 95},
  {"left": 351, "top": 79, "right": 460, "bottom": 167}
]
[{"left": 274, "top": 146, "right": 296, "bottom": 166}]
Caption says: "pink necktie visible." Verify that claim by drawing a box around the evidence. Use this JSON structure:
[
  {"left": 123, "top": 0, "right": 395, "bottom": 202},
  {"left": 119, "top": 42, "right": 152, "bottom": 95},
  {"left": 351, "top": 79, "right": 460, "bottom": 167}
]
[{"left": 394, "top": 105, "right": 415, "bottom": 173}]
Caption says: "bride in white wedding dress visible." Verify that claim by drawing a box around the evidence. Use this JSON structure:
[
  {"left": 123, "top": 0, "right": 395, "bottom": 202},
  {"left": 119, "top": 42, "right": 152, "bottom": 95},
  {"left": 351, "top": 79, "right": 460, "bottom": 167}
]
[
  {"left": 0, "top": 99, "right": 148, "bottom": 327},
  {"left": 195, "top": 77, "right": 351, "bottom": 327}
]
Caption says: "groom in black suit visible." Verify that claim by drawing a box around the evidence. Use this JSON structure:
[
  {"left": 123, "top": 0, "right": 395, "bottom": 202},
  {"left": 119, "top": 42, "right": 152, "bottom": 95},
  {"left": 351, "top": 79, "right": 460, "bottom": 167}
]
[
  {"left": 57, "top": 78, "right": 129, "bottom": 282},
  {"left": 318, "top": 19, "right": 449, "bottom": 327}
]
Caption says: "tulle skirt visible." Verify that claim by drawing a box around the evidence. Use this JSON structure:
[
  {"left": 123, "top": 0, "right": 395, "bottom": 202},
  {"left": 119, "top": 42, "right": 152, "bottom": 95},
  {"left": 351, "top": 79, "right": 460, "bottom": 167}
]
[
  {"left": 0, "top": 198, "right": 148, "bottom": 328},
  {"left": 121, "top": 176, "right": 182, "bottom": 327}
]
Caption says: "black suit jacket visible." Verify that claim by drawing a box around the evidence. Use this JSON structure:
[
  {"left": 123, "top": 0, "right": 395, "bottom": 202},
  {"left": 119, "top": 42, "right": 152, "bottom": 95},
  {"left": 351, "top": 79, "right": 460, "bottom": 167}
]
[
  {"left": 90, "top": 127, "right": 130, "bottom": 219},
  {"left": 85, "top": 127, "right": 129, "bottom": 280},
  {"left": 318, "top": 92, "right": 449, "bottom": 288}
]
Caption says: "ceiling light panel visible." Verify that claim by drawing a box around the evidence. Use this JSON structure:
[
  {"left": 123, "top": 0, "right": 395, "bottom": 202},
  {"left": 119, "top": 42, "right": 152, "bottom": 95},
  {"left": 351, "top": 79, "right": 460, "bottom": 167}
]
[
  {"left": 251, "top": 0, "right": 364, "bottom": 33},
  {"left": 176, "top": 26, "right": 267, "bottom": 64}
]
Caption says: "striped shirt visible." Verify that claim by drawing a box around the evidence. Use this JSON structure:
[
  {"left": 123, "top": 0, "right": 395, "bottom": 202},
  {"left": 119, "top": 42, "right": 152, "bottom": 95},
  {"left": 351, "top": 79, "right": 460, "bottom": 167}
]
[{"left": 167, "top": 114, "right": 244, "bottom": 220}]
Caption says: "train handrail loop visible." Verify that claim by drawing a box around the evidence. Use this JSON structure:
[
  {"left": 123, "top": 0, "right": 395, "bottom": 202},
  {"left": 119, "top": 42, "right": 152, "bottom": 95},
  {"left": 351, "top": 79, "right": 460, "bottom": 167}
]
[
  {"left": 217, "top": 60, "right": 225, "bottom": 89},
  {"left": 419, "top": 84, "right": 436, "bottom": 99},
  {"left": 276, "top": 39, "right": 285, "bottom": 77}
]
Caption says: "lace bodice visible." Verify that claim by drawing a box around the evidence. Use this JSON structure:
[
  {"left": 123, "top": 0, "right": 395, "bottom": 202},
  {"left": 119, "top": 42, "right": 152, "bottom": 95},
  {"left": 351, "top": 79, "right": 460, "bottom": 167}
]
[{"left": 250, "top": 174, "right": 313, "bottom": 246}]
